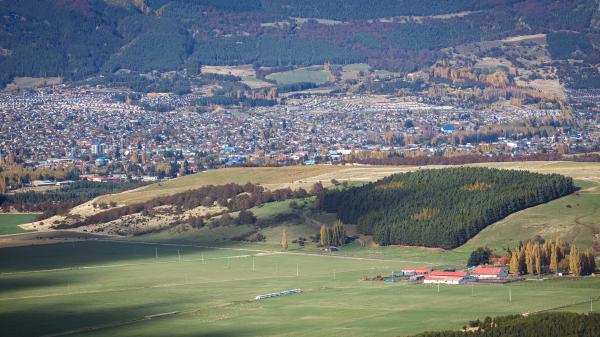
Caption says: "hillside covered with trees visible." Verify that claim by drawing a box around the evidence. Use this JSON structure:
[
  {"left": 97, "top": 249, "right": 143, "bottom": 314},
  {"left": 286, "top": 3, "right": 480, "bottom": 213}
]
[
  {"left": 1, "top": 0, "right": 600, "bottom": 88},
  {"left": 317, "top": 168, "right": 575, "bottom": 248}
]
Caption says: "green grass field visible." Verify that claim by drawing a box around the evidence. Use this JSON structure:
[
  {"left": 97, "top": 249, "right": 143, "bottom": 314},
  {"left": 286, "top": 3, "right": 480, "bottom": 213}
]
[
  {"left": 0, "top": 214, "right": 37, "bottom": 235},
  {"left": 1, "top": 240, "right": 598, "bottom": 337},
  {"left": 266, "top": 67, "right": 330, "bottom": 85},
  {"left": 459, "top": 178, "right": 600, "bottom": 252}
]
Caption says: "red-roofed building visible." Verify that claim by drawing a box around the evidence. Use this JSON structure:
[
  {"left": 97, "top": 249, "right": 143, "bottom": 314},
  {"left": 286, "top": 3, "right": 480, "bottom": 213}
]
[
  {"left": 473, "top": 266, "right": 508, "bottom": 279},
  {"left": 424, "top": 270, "right": 475, "bottom": 284}
]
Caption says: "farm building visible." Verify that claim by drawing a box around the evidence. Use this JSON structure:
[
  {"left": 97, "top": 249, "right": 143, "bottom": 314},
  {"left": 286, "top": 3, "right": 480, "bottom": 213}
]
[
  {"left": 472, "top": 266, "right": 508, "bottom": 279},
  {"left": 401, "top": 268, "right": 433, "bottom": 276},
  {"left": 423, "top": 271, "right": 475, "bottom": 285}
]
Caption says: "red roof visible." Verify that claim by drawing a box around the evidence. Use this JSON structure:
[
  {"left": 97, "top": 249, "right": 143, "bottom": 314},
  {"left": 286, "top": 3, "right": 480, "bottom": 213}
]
[
  {"left": 429, "top": 270, "right": 466, "bottom": 277},
  {"left": 401, "top": 268, "right": 433, "bottom": 274},
  {"left": 425, "top": 275, "right": 465, "bottom": 281},
  {"left": 474, "top": 266, "right": 503, "bottom": 275}
]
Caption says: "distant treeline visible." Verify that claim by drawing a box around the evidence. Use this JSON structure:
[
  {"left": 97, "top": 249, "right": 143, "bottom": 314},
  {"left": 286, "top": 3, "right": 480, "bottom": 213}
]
[
  {"left": 317, "top": 168, "right": 575, "bottom": 248},
  {"left": 66, "top": 182, "right": 318, "bottom": 228},
  {"left": 277, "top": 82, "right": 318, "bottom": 93},
  {"left": 194, "top": 95, "right": 276, "bottom": 107},
  {"left": 0, "top": 181, "right": 148, "bottom": 219},
  {"left": 344, "top": 153, "right": 600, "bottom": 166},
  {"left": 412, "top": 312, "right": 600, "bottom": 337}
]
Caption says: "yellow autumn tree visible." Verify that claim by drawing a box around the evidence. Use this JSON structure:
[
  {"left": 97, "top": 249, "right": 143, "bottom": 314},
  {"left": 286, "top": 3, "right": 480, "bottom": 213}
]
[
  {"left": 281, "top": 229, "right": 288, "bottom": 251},
  {"left": 569, "top": 245, "right": 581, "bottom": 276},
  {"left": 319, "top": 225, "right": 328, "bottom": 246},
  {"left": 510, "top": 250, "right": 521, "bottom": 275},
  {"left": 534, "top": 244, "right": 542, "bottom": 275}
]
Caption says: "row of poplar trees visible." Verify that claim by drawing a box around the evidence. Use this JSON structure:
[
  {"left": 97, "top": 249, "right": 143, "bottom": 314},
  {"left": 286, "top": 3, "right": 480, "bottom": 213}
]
[
  {"left": 509, "top": 239, "right": 596, "bottom": 276},
  {"left": 319, "top": 220, "right": 346, "bottom": 247}
]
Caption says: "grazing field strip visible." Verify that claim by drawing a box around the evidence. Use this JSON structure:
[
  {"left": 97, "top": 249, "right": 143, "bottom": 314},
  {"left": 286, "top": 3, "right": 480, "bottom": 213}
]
[
  {"left": 527, "top": 296, "right": 600, "bottom": 315},
  {"left": 0, "top": 274, "right": 304, "bottom": 302},
  {"left": 0, "top": 262, "right": 393, "bottom": 303},
  {"left": 0, "top": 253, "right": 262, "bottom": 276},
  {"left": 99, "top": 239, "right": 438, "bottom": 265}
]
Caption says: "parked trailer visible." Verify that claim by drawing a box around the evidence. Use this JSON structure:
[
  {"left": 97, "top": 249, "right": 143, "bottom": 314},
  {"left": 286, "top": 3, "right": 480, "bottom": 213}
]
[{"left": 255, "top": 289, "right": 303, "bottom": 300}]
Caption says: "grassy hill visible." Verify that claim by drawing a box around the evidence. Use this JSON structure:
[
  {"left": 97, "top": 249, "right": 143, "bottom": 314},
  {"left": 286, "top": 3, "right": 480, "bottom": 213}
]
[
  {"left": 96, "top": 165, "right": 344, "bottom": 205},
  {"left": 318, "top": 167, "right": 576, "bottom": 248},
  {"left": 88, "top": 162, "right": 600, "bottom": 254},
  {"left": 459, "top": 178, "right": 600, "bottom": 252}
]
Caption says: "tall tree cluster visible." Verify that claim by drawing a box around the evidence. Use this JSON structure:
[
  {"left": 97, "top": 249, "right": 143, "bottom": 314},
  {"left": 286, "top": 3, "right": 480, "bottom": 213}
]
[
  {"left": 318, "top": 168, "right": 575, "bottom": 249},
  {"left": 508, "top": 239, "right": 596, "bottom": 276},
  {"left": 319, "top": 220, "right": 346, "bottom": 247}
]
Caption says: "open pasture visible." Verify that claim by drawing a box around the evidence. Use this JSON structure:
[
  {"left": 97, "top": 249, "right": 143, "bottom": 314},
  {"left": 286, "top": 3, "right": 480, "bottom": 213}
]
[
  {"left": 460, "top": 177, "right": 600, "bottom": 252},
  {"left": 1, "top": 240, "right": 599, "bottom": 337},
  {"left": 0, "top": 213, "right": 37, "bottom": 235},
  {"left": 266, "top": 67, "right": 330, "bottom": 85}
]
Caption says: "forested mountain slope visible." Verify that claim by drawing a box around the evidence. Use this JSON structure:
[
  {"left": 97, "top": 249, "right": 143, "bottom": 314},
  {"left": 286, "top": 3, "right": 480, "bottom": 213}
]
[{"left": 1, "top": 0, "right": 600, "bottom": 88}]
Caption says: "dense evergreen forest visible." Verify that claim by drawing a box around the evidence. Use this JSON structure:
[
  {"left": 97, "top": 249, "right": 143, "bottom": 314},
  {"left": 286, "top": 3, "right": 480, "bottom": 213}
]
[
  {"left": 1, "top": 0, "right": 599, "bottom": 88},
  {"left": 411, "top": 312, "right": 600, "bottom": 337},
  {"left": 317, "top": 168, "right": 575, "bottom": 248}
]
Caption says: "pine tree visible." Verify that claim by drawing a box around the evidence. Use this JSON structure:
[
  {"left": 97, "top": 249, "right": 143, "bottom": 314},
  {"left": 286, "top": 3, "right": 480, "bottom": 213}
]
[
  {"left": 588, "top": 249, "right": 597, "bottom": 274},
  {"left": 281, "top": 229, "right": 288, "bottom": 250},
  {"left": 582, "top": 249, "right": 596, "bottom": 276},
  {"left": 326, "top": 228, "right": 333, "bottom": 246},
  {"left": 569, "top": 245, "right": 581, "bottom": 276}
]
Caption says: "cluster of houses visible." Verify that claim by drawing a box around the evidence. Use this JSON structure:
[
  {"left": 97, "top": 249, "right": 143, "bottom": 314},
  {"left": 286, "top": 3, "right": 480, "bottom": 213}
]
[
  {"left": 3, "top": 87, "right": 597, "bottom": 177},
  {"left": 394, "top": 266, "right": 509, "bottom": 285}
]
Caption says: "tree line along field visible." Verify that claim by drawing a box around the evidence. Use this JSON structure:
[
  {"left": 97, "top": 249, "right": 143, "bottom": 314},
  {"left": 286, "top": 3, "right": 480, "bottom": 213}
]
[{"left": 1, "top": 240, "right": 600, "bottom": 337}]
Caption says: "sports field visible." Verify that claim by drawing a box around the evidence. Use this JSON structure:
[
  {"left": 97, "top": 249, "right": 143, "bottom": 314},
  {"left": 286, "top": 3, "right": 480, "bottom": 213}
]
[
  {"left": 0, "top": 213, "right": 37, "bottom": 235},
  {"left": 1, "top": 240, "right": 599, "bottom": 337}
]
